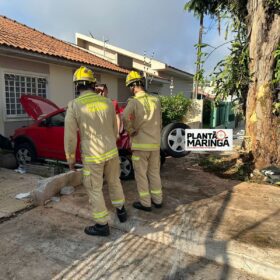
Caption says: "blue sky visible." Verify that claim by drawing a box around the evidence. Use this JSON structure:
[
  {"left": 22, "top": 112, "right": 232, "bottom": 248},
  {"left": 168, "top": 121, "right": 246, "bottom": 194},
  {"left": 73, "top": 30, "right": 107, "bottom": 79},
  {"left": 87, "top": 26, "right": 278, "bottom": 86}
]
[{"left": 0, "top": 0, "right": 231, "bottom": 76}]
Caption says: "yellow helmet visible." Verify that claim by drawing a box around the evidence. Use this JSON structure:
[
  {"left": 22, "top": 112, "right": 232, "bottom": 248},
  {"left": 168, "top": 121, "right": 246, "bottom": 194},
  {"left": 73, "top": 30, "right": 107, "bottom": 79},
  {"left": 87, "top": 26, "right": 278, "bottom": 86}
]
[
  {"left": 73, "top": 66, "right": 96, "bottom": 83},
  {"left": 125, "top": 71, "right": 143, "bottom": 87}
]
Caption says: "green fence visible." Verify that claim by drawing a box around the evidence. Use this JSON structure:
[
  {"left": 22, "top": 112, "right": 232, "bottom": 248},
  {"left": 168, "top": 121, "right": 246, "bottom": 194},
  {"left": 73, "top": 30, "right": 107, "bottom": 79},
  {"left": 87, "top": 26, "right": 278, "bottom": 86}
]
[{"left": 203, "top": 101, "right": 235, "bottom": 128}]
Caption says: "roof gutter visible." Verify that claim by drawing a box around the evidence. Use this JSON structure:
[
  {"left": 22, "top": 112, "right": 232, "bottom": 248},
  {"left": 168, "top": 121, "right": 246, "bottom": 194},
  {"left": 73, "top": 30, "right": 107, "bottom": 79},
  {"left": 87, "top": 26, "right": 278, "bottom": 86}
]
[
  {"left": 0, "top": 45, "right": 127, "bottom": 77},
  {"left": 147, "top": 76, "right": 170, "bottom": 84},
  {"left": 163, "top": 66, "right": 194, "bottom": 79}
]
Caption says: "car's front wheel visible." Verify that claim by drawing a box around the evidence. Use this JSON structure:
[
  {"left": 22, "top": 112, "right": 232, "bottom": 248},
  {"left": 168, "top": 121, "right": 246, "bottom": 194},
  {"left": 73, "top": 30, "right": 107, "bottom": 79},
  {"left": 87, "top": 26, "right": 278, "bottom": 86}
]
[
  {"left": 14, "top": 143, "right": 36, "bottom": 165},
  {"left": 119, "top": 150, "right": 134, "bottom": 180}
]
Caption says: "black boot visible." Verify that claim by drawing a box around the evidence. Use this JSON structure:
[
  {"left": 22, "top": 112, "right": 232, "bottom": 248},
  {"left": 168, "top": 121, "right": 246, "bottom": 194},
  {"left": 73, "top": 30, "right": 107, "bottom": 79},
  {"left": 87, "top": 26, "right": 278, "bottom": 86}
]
[
  {"left": 133, "top": 201, "right": 152, "bottom": 212},
  {"left": 116, "top": 206, "right": 127, "bottom": 223},
  {"left": 84, "top": 223, "right": 110, "bottom": 236},
  {"left": 152, "top": 200, "right": 163, "bottom": 209}
]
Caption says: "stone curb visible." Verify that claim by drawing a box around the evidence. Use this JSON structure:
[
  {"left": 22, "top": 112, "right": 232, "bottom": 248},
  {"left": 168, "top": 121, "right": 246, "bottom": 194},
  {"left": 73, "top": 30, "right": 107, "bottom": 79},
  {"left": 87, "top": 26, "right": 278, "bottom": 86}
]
[{"left": 32, "top": 170, "right": 82, "bottom": 205}]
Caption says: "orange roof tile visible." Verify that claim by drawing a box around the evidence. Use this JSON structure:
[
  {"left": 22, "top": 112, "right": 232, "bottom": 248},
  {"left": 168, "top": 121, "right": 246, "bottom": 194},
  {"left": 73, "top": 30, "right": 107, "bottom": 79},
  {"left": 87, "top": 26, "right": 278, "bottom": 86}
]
[{"left": 0, "top": 16, "right": 128, "bottom": 74}]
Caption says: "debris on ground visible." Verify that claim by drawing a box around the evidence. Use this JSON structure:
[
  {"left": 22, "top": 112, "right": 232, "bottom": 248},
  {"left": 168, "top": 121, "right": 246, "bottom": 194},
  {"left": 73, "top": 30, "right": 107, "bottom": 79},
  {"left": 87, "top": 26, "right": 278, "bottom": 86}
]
[
  {"left": 15, "top": 192, "right": 31, "bottom": 200},
  {"left": 198, "top": 150, "right": 254, "bottom": 181},
  {"left": 0, "top": 150, "right": 17, "bottom": 169},
  {"left": 261, "top": 166, "right": 280, "bottom": 185},
  {"left": 233, "top": 129, "right": 245, "bottom": 139},
  {"left": 14, "top": 165, "right": 26, "bottom": 174},
  {"left": 60, "top": 186, "right": 75, "bottom": 195},
  {"left": 51, "top": 196, "right": 60, "bottom": 203}
]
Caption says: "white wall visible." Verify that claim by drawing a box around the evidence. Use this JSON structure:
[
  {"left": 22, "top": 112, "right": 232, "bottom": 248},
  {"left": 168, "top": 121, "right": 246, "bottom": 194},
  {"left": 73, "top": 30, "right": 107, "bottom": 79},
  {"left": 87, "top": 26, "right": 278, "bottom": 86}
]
[
  {"left": 183, "top": 99, "right": 203, "bottom": 128},
  {"left": 49, "top": 64, "right": 74, "bottom": 107},
  {"left": 0, "top": 55, "right": 49, "bottom": 136},
  {"left": 49, "top": 65, "right": 121, "bottom": 104},
  {"left": 147, "top": 83, "right": 164, "bottom": 95},
  {"left": 160, "top": 77, "right": 193, "bottom": 98},
  {"left": 0, "top": 53, "right": 125, "bottom": 137},
  {"left": 0, "top": 67, "right": 4, "bottom": 135},
  {"left": 100, "top": 73, "right": 118, "bottom": 100}
]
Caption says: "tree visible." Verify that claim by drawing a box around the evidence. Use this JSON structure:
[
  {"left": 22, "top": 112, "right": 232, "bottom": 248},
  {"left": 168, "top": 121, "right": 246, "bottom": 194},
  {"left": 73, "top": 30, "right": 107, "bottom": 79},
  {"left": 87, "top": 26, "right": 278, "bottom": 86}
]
[
  {"left": 185, "top": 0, "right": 280, "bottom": 169},
  {"left": 245, "top": 1, "right": 280, "bottom": 168},
  {"left": 184, "top": 1, "right": 206, "bottom": 99}
]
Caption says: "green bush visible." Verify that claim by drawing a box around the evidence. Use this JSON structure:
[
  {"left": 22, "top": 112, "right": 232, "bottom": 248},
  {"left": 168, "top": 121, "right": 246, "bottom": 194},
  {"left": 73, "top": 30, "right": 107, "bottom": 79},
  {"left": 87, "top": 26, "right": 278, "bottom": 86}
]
[{"left": 159, "top": 93, "right": 192, "bottom": 127}]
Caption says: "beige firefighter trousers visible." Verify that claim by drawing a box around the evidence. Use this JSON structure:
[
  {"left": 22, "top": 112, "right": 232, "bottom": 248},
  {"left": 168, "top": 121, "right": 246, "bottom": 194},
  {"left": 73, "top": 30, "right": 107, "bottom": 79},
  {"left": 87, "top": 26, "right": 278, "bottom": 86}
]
[
  {"left": 83, "top": 156, "right": 125, "bottom": 225},
  {"left": 132, "top": 150, "right": 163, "bottom": 207}
]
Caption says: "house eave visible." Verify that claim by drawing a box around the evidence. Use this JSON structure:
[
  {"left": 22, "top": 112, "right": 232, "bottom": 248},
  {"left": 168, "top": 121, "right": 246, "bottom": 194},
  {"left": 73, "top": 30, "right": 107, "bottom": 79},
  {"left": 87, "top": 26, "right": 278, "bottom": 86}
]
[{"left": 0, "top": 45, "right": 127, "bottom": 77}]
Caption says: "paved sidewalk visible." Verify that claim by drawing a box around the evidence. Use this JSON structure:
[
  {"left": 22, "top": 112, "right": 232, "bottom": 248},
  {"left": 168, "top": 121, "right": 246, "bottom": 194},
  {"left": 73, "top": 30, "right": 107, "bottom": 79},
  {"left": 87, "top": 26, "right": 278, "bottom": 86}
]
[
  {"left": 50, "top": 157, "right": 280, "bottom": 280},
  {"left": 0, "top": 157, "right": 279, "bottom": 279},
  {"left": 0, "top": 168, "right": 41, "bottom": 219},
  {"left": 0, "top": 207, "right": 263, "bottom": 280}
]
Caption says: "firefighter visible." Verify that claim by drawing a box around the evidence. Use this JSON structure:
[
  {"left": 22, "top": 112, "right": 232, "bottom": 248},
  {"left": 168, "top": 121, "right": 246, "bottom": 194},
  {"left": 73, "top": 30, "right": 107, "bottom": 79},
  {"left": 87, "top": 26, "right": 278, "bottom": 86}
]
[
  {"left": 64, "top": 66, "right": 127, "bottom": 236},
  {"left": 96, "top": 84, "right": 121, "bottom": 136},
  {"left": 123, "top": 71, "right": 163, "bottom": 211}
]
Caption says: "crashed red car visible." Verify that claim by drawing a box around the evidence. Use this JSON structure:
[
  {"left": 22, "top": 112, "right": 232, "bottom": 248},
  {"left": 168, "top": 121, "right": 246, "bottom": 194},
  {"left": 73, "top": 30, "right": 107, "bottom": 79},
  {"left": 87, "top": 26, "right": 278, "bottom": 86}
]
[
  {"left": 12, "top": 94, "right": 132, "bottom": 179},
  {"left": 12, "top": 94, "right": 190, "bottom": 179}
]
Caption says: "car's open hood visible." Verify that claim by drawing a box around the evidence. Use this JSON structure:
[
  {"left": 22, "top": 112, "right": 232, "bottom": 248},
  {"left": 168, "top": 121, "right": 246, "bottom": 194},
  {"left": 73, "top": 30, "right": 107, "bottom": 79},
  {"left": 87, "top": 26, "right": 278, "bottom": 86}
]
[{"left": 20, "top": 94, "right": 61, "bottom": 120}]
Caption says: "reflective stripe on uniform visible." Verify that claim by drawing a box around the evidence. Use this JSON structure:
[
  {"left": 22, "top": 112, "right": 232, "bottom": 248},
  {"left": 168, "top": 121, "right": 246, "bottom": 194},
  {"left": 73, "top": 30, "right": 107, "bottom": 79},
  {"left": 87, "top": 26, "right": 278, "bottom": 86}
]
[
  {"left": 134, "top": 94, "right": 157, "bottom": 115},
  {"left": 77, "top": 94, "right": 104, "bottom": 105},
  {"left": 139, "top": 191, "right": 150, "bottom": 197},
  {"left": 77, "top": 92, "right": 95, "bottom": 99},
  {"left": 77, "top": 92, "right": 98, "bottom": 100},
  {"left": 93, "top": 210, "right": 108, "bottom": 219},
  {"left": 86, "top": 102, "right": 108, "bottom": 112},
  {"left": 111, "top": 199, "right": 125, "bottom": 206},
  {"left": 84, "top": 148, "right": 118, "bottom": 163},
  {"left": 151, "top": 189, "right": 162, "bottom": 195},
  {"left": 132, "top": 143, "right": 160, "bottom": 149},
  {"left": 76, "top": 94, "right": 109, "bottom": 112},
  {"left": 131, "top": 155, "right": 140, "bottom": 161},
  {"left": 83, "top": 169, "right": 91, "bottom": 176}
]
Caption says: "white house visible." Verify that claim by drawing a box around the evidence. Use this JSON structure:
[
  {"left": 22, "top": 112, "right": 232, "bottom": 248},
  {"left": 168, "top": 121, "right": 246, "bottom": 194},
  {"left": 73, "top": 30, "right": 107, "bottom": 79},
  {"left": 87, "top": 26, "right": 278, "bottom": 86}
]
[
  {"left": 0, "top": 16, "right": 129, "bottom": 137},
  {"left": 75, "top": 33, "right": 194, "bottom": 98}
]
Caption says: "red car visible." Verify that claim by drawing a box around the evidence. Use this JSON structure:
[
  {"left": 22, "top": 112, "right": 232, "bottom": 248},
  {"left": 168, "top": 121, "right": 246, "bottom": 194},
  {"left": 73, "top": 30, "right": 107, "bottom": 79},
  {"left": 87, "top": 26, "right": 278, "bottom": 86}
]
[
  {"left": 12, "top": 95, "right": 190, "bottom": 179},
  {"left": 12, "top": 95, "right": 133, "bottom": 180}
]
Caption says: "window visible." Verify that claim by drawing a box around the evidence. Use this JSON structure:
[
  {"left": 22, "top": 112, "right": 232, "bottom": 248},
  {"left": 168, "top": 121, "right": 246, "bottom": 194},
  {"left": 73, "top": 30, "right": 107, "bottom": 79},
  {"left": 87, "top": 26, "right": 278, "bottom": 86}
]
[
  {"left": 4, "top": 73, "right": 48, "bottom": 117},
  {"left": 46, "top": 112, "right": 65, "bottom": 127}
]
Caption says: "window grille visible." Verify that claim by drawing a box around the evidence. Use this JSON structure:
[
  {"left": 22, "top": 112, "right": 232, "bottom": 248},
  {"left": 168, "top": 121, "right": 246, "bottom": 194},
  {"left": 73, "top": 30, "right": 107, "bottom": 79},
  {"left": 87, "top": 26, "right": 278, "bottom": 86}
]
[{"left": 4, "top": 74, "right": 47, "bottom": 117}]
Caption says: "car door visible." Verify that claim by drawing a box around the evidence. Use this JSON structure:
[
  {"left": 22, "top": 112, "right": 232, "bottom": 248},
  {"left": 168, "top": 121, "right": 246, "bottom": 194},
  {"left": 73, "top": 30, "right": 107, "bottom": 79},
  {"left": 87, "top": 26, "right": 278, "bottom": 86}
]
[
  {"left": 38, "top": 111, "right": 66, "bottom": 161},
  {"left": 38, "top": 111, "right": 82, "bottom": 162}
]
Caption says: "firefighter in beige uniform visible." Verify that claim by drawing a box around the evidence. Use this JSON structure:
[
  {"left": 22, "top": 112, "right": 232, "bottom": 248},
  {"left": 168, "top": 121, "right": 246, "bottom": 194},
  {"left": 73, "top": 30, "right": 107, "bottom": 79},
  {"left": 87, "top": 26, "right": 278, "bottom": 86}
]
[
  {"left": 123, "top": 71, "right": 163, "bottom": 211},
  {"left": 64, "top": 66, "right": 127, "bottom": 236}
]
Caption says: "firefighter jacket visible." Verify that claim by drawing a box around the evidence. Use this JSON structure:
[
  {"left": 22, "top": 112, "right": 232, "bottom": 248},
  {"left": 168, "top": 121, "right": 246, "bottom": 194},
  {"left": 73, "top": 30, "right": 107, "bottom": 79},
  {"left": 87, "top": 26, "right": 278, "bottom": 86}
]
[
  {"left": 64, "top": 90, "right": 118, "bottom": 165},
  {"left": 123, "top": 91, "right": 162, "bottom": 151}
]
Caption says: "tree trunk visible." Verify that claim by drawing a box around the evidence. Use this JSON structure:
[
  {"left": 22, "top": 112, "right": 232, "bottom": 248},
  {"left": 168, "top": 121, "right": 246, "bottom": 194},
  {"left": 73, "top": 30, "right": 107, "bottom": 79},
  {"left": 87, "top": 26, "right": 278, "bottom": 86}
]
[
  {"left": 194, "top": 13, "right": 204, "bottom": 99},
  {"left": 245, "top": 0, "right": 280, "bottom": 169}
]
